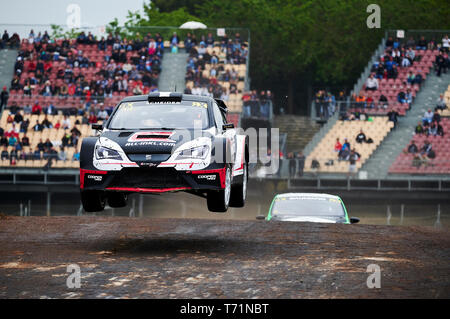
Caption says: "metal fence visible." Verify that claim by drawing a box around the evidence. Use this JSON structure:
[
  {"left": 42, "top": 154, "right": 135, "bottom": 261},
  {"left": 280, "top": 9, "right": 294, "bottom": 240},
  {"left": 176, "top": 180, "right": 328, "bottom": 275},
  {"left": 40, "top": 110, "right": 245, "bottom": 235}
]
[
  {"left": 241, "top": 100, "right": 273, "bottom": 121},
  {"left": 384, "top": 30, "right": 450, "bottom": 48},
  {"left": 311, "top": 100, "right": 351, "bottom": 122}
]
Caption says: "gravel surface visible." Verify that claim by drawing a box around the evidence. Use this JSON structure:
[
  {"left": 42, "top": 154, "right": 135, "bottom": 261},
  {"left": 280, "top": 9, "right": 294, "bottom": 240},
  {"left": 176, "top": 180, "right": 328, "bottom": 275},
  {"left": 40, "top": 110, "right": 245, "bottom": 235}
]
[{"left": 0, "top": 216, "right": 448, "bottom": 298}]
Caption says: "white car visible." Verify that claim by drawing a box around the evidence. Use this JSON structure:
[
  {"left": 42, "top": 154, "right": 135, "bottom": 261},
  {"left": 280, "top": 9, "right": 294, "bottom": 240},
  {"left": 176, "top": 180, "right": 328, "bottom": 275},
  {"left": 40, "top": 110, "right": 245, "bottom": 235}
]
[{"left": 264, "top": 193, "right": 359, "bottom": 224}]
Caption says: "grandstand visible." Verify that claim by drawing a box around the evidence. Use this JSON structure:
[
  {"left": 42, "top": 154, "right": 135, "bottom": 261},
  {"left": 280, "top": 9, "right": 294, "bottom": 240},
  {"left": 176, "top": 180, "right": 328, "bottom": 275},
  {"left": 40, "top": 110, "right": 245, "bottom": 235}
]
[
  {"left": 349, "top": 49, "right": 439, "bottom": 116},
  {"left": 0, "top": 27, "right": 254, "bottom": 170},
  {"left": 302, "top": 31, "right": 450, "bottom": 178},
  {"left": 0, "top": 31, "right": 164, "bottom": 169},
  {"left": 389, "top": 119, "right": 450, "bottom": 174},
  {"left": 0, "top": 111, "right": 91, "bottom": 168},
  {"left": 7, "top": 37, "right": 162, "bottom": 110},
  {"left": 185, "top": 42, "right": 248, "bottom": 124},
  {"left": 304, "top": 117, "right": 394, "bottom": 173},
  {"left": 1, "top": 27, "right": 448, "bottom": 181},
  {"left": 390, "top": 85, "right": 450, "bottom": 175}
]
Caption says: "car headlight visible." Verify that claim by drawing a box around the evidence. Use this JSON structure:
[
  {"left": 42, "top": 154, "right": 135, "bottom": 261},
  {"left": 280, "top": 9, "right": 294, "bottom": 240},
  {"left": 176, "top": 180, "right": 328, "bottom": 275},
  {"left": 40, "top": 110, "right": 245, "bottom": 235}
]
[
  {"left": 176, "top": 145, "right": 209, "bottom": 160},
  {"left": 95, "top": 145, "right": 123, "bottom": 160}
]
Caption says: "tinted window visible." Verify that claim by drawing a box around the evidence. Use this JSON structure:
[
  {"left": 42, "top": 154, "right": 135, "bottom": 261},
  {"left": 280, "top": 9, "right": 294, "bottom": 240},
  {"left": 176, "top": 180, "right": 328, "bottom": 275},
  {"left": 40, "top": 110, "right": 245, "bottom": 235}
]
[
  {"left": 271, "top": 196, "right": 345, "bottom": 217},
  {"left": 108, "top": 100, "right": 209, "bottom": 130}
]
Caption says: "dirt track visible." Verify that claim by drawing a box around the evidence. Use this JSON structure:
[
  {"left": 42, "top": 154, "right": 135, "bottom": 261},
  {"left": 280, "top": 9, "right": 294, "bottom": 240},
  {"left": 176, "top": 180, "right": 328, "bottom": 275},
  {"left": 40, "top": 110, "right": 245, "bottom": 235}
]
[{"left": 0, "top": 216, "right": 448, "bottom": 298}]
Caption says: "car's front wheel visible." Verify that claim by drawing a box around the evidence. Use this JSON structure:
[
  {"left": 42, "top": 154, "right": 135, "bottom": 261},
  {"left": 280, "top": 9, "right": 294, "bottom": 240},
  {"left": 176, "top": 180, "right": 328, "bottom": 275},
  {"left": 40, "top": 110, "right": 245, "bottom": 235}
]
[
  {"left": 81, "top": 190, "right": 106, "bottom": 212},
  {"left": 207, "top": 166, "right": 231, "bottom": 213}
]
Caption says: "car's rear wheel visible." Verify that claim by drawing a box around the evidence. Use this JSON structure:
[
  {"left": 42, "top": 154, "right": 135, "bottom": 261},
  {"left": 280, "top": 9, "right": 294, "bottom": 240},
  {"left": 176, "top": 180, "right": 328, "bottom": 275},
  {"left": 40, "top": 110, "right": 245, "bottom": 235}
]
[
  {"left": 229, "top": 162, "right": 248, "bottom": 207},
  {"left": 107, "top": 193, "right": 128, "bottom": 208},
  {"left": 207, "top": 166, "right": 231, "bottom": 213},
  {"left": 81, "top": 190, "right": 106, "bottom": 212}
]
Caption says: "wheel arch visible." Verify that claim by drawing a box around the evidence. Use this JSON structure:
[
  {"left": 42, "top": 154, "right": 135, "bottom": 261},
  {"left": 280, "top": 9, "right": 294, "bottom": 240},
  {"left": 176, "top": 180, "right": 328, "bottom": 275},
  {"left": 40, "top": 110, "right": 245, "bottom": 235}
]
[{"left": 80, "top": 136, "right": 98, "bottom": 170}]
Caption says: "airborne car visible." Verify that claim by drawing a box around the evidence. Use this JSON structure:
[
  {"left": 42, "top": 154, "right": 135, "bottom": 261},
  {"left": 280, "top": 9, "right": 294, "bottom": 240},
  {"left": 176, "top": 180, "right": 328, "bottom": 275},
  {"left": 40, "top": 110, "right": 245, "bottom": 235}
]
[
  {"left": 80, "top": 92, "right": 248, "bottom": 213},
  {"left": 265, "top": 193, "right": 359, "bottom": 224}
]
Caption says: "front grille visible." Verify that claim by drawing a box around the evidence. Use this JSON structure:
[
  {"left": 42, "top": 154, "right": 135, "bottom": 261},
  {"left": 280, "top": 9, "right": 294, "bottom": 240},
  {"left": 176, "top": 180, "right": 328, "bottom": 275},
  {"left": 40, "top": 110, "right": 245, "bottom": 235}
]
[{"left": 109, "top": 168, "right": 189, "bottom": 189}]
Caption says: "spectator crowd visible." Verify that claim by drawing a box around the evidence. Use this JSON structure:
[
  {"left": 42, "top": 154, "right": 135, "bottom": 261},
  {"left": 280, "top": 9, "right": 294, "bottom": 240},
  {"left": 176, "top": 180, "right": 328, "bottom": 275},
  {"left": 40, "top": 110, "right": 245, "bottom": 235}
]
[
  {"left": 184, "top": 31, "right": 248, "bottom": 99},
  {"left": 5, "top": 28, "right": 164, "bottom": 114},
  {"left": 0, "top": 30, "right": 21, "bottom": 49},
  {"left": 314, "top": 89, "right": 348, "bottom": 119},
  {"left": 343, "top": 34, "right": 450, "bottom": 114},
  {"left": 0, "top": 106, "right": 83, "bottom": 167},
  {"left": 241, "top": 90, "right": 273, "bottom": 119}
]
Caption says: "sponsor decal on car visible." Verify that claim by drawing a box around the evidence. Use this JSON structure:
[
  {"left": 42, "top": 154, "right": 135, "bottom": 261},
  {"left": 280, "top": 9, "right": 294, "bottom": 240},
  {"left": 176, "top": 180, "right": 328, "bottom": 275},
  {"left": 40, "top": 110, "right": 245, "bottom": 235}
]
[
  {"left": 125, "top": 141, "right": 176, "bottom": 147},
  {"left": 191, "top": 101, "right": 208, "bottom": 108},
  {"left": 87, "top": 175, "right": 103, "bottom": 182},
  {"left": 139, "top": 162, "right": 158, "bottom": 167},
  {"left": 197, "top": 174, "right": 217, "bottom": 181}
]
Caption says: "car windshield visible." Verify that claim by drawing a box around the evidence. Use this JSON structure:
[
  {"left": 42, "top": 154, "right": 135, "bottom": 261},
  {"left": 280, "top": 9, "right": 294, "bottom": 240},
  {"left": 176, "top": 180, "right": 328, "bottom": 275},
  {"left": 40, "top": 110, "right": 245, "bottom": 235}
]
[
  {"left": 108, "top": 100, "right": 209, "bottom": 130},
  {"left": 270, "top": 196, "right": 346, "bottom": 219}
]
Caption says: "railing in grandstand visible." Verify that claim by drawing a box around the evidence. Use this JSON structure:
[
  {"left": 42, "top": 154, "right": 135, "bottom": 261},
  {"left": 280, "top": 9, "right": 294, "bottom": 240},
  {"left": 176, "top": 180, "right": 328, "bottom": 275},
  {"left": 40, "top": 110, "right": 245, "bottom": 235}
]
[
  {"left": 311, "top": 101, "right": 351, "bottom": 122},
  {"left": 287, "top": 178, "right": 450, "bottom": 191},
  {"left": 309, "top": 37, "right": 386, "bottom": 122},
  {"left": 241, "top": 100, "right": 273, "bottom": 122},
  {"left": 0, "top": 24, "right": 250, "bottom": 45},
  {"left": 5, "top": 94, "right": 262, "bottom": 121},
  {"left": 6, "top": 93, "right": 133, "bottom": 110},
  {"left": 275, "top": 156, "right": 450, "bottom": 179},
  {"left": 384, "top": 30, "right": 450, "bottom": 47}
]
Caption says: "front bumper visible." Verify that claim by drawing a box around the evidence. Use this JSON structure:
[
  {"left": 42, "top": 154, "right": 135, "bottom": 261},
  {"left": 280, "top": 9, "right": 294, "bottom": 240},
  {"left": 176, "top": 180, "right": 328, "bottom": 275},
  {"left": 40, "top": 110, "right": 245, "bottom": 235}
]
[{"left": 80, "top": 166, "right": 226, "bottom": 193}]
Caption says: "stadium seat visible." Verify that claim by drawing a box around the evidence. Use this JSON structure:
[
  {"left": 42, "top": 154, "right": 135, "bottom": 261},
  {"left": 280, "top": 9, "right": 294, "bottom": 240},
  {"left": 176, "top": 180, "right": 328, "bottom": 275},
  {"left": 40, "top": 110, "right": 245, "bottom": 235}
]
[{"left": 305, "top": 117, "right": 393, "bottom": 174}]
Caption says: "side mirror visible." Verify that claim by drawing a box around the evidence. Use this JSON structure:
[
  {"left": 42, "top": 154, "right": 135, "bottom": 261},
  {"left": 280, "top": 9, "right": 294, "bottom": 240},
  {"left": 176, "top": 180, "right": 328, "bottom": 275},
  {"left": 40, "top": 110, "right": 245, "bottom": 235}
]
[
  {"left": 256, "top": 215, "right": 266, "bottom": 220},
  {"left": 222, "top": 123, "right": 234, "bottom": 130},
  {"left": 350, "top": 217, "right": 360, "bottom": 224},
  {"left": 92, "top": 123, "right": 103, "bottom": 130}
]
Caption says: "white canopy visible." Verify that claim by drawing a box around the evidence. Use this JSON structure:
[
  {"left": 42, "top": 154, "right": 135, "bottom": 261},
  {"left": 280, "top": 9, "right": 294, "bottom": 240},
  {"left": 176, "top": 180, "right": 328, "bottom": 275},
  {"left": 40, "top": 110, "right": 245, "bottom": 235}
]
[{"left": 179, "top": 21, "right": 207, "bottom": 29}]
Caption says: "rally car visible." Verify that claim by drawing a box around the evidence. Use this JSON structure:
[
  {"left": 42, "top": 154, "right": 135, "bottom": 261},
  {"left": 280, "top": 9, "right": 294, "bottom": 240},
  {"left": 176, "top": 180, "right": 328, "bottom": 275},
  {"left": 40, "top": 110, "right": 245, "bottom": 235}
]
[
  {"left": 80, "top": 92, "right": 248, "bottom": 213},
  {"left": 264, "top": 193, "right": 359, "bottom": 224}
]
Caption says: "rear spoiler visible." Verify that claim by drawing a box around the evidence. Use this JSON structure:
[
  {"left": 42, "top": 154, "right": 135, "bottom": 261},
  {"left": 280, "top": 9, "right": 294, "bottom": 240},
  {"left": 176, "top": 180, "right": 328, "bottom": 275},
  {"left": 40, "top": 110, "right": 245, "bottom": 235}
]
[
  {"left": 215, "top": 99, "right": 228, "bottom": 113},
  {"left": 148, "top": 92, "right": 182, "bottom": 103}
]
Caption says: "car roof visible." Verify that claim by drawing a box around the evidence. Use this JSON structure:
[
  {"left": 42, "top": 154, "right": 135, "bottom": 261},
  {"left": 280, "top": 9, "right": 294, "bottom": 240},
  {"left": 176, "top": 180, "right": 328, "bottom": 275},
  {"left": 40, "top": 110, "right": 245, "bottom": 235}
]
[
  {"left": 120, "top": 92, "right": 218, "bottom": 104},
  {"left": 275, "top": 193, "right": 341, "bottom": 200}
]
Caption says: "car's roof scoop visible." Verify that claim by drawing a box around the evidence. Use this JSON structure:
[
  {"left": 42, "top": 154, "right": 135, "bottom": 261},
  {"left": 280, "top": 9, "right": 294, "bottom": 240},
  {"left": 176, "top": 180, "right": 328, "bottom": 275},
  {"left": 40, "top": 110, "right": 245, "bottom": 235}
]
[{"left": 148, "top": 92, "right": 182, "bottom": 103}]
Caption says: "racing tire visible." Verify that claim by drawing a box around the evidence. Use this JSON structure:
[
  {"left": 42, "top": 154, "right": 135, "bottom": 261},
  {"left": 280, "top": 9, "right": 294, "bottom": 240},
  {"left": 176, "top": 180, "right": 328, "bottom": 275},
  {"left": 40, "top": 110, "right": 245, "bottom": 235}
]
[
  {"left": 207, "top": 166, "right": 231, "bottom": 213},
  {"left": 81, "top": 190, "right": 106, "bottom": 212},
  {"left": 229, "top": 162, "right": 248, "bottom": 208},
  {"left": 107, "top": 193, "right": 128, "bottom": 208}
]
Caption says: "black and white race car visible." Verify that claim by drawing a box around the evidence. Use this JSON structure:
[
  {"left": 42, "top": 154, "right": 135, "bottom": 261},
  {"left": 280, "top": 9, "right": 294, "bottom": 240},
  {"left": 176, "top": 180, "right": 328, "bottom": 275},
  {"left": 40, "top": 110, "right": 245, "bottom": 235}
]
[{"left": 80, "top": 92, "right": 248, "bottom": 213}]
